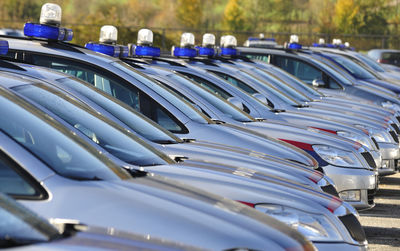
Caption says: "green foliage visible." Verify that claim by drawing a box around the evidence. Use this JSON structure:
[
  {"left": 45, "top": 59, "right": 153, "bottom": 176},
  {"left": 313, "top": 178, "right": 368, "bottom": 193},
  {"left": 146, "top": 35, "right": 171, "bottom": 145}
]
[
  {"left": 0, "top": 0, "right": 398, "bottom": 49},
  {"left": 223, "top": 0, "right": 245, "bottom": 31},
  {"left": 176, "top": 0, "right": 202, "bottom": 29}
]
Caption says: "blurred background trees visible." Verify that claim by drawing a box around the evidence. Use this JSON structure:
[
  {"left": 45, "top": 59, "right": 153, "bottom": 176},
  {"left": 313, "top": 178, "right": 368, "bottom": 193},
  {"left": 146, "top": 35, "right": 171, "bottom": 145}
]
[{"left": 0, "top": 0, "right": 399, "bottom": 49}]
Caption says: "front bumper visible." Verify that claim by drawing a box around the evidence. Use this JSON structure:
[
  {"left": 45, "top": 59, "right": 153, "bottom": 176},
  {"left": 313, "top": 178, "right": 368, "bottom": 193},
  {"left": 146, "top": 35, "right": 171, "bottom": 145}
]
[
  {"left": 377, "top": 142, "right": 400, "bottom": 175},
  {"left": 322, "top": 165, "right": 377, "bottom": 210}
]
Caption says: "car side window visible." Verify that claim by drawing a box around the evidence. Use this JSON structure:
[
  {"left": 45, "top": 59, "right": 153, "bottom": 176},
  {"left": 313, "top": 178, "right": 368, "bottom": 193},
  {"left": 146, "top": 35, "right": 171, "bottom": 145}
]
[
  {"left": 245, "top": 54, "right": 270, "bottom": 63},
  {"left": 27, "top": 53, "right": 188, "bottom": 133},
  {"left": 208, "top": 71, "right": 258, "bottom": 95},
  {"left": 29, "top": 54, "right": 140, "bottom": 111},
  {"left": 272, "top": 55, "right": 323, "bottom": 85},
  {"left": 0, "top": 151, "right": 43, "bottom": 199}
]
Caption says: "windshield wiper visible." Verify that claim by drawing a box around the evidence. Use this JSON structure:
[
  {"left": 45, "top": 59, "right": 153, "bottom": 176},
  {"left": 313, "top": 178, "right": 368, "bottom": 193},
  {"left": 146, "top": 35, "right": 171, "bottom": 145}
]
[
  {"left": 124, "top": 167, "right": 148, "bottom": 178},
  {"left": 153, "top": 139, "right": 178, "bottom": 144},
  {"left": 64, "top": 175, "right": 103, "bottom": 181}
]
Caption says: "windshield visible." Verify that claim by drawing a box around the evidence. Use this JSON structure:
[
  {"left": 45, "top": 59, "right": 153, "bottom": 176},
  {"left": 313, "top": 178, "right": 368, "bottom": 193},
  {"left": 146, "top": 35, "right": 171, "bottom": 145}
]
[
  {"left": 303, "top": 54, "right": 354, "bottom": 85},
  {"left": 354, "top": 53, "right": 385, "bottom": 72},
  {"left": 0, "top": 194, "right": 60, "bottom": 247},
  {"left": 329, "top": 54, "right": 378, "bottom": 79},
  {"left": 111, "top": 61, "right": 209, "bottom": 124},
  {"left": 57, "top": 77, "right": 181, "bottom": 144},
  {"left": 13, "top": 84, "right": 172, "bottom": 166},
  {"left": 235, "top": 70, "right": 300, "bottom": 106},
  {"left": 266, "top": 65, "right": 323, "bottom": 97},
  {"left": 166, "top": 73, "right": 253, "bottom": 122},
  {"left": 0, "top": 89, "right": 128, "bottom": 181},
  {"left": 248, "top": 67, "right": 311, "bottom": 102}
]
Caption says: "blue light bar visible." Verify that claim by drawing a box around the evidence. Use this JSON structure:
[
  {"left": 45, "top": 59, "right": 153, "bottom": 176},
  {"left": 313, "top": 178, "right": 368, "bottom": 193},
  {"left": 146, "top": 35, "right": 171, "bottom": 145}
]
[
  {"left": 173, "top": 47, "right": 197, "bottom": 57},
  {"left": 24, "top": 22, "right": 73, "bottom": 41},
  {"left": 85, "top": 42, "right": 120, "bottom": 57},
  {"left": 220, "top": 47, "right": 237, "bottom": 56},
  {"left": 326, "top": 44, "right": 335, "bottom": 48},
  {"left": 120, "top": 45, "right": 129, "bottom": 58},
  {"left": 0, "top": 40, "right": 9, "bottom": 55},
  {"left": 135, "top": 45, "right": 160, "bottom": 57},
  {"left": 198, "top": 47, "right": 215, "bottom": 57},
  {"left": 288, "top": 43, "right": 302, "bottom": 49},
  {"left": 312, "top": 43, "right": 323, "bottom": 47}
]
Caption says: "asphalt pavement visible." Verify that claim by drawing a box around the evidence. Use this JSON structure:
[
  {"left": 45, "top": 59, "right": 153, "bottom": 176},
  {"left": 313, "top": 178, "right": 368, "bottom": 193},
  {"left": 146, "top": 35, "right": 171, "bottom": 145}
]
[{"left": 359, "top": 172, "right": 400, "bottom": 250}]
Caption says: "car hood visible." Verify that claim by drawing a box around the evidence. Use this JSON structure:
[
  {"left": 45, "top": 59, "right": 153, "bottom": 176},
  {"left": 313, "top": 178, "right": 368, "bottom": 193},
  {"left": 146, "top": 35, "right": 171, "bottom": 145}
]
[{"left": 23, "top": 174, "right": 310, "bottom": 250}]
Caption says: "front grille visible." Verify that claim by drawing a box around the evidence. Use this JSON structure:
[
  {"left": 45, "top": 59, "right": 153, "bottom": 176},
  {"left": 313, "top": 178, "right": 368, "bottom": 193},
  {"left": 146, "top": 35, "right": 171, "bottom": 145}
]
[
  {"left": 338, "top": 214, "right": 367, "bottom": 242},
  {"left": 391, "top": 123, "right": 400, "bottom": 134},
  {"left": 371, "top": 137, "right": 380, "bottom": 150},
  {"left": 321, "top": 184, "right": 339, "bottom": 197},
  {"left": 361, "top": 152, "right": 377, "bottom": 169},
  {"left": 389, "top": 130, "right": 399, "bottom": 143},
  {"left": 396, "top": 116, "right": 400, "bottom": 124},
  {"left": 368, "top": 189, "right": 377, "bottom": 205}
]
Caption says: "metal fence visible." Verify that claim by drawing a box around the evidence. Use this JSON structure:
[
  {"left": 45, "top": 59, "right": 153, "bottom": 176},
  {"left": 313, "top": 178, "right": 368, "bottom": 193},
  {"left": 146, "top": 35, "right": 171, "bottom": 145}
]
[{"left": 2, "top": 20, "right": 399, "bottom": 52}]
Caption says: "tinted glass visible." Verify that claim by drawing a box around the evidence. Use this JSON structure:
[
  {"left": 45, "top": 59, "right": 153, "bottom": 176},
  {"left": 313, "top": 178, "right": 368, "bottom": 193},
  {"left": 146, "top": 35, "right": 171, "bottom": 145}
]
[
  {"left": 329, "top": 54, "right": 377, "bottom": 79},
  {"left": 14, "top": 84, "right": 171, "bottom": 166},
  {"left": 0, "top": 154, "right": 36, "bottom": 197},
  {"left": 0, "top": 193, "right": 60, "bottom": 247},
  {"left": 0, "top": 93, "right": 126, "bottom": 181},
  {"left": 274, "top": 55, "right": 323, "bottom": 85},
  {"left": 178, "top": 71, "right": 233, "bottom": 100},
  {"left": 111, "top": 61, "right": 209, "bottom": 124},
  {"left": 249, "top": 67, "right": 310, "bottom": 102},
  {"left": 167, "top": 74, "right": 253, "bottom": 122},
  {"left": 234, "top": 70, "right": 300, "bottom": 106},
  {"left": 57, "top": 77, "right": 181, "bottom": 144}
]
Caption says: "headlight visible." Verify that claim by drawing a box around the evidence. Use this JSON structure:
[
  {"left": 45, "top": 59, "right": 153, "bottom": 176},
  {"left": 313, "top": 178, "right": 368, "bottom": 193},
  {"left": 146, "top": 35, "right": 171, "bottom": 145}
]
[
  {"left": 255, "top": 204, "right": 342, "bottom": 242},
  {"left": 312, "top": 145, "right": 363, "bottom": 168},
  {"left": 336, "top": 131, "right": 372, "bottom": 149},
  {"left": 354, "top": 124, "right": 392, "bottom": 143}
]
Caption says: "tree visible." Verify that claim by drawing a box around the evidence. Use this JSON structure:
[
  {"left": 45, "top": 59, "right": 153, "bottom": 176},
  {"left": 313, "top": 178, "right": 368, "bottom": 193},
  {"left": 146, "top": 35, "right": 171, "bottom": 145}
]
[
  {"left": 334, "top": 0, "right": 361, "bottom": 34},
  {"left": 175, "top": 0, "right": 202, "bottom": 29},
  {"left": 223, "top": 0, "right": 245, "bottom": 31}
]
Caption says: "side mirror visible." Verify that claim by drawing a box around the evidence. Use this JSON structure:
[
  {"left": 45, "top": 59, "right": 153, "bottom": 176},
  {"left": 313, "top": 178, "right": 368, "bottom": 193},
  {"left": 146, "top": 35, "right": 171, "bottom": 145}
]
[
  {"left": 252, "top": 93, "right": 269, "bottom": 105},
  {"left": 227, "top": 96, "right": 244, "bottom": 111},
  {"left": 312, "top": 79, "right": 325, "bottom": 87}
]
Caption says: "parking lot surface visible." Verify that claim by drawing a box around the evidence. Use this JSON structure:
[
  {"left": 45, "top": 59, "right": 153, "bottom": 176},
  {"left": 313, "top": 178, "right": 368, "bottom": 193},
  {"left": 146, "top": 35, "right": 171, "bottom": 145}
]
[{"left": 359, "top": 172, "right": 400, "bottom": 250}]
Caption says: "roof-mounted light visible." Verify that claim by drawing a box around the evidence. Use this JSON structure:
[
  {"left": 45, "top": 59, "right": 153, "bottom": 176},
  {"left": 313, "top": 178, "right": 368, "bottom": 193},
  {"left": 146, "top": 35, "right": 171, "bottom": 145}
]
[
  {"left": 196, "top": 33, "right": 216, "bottom": 57},
  {"left": 99, "top": 25, "right": 118, "bottom": 44},
  {"left": 173, "top": 46, "right": 197, "bottom": 57},
  {"left": 171, "top": 33, "right": 197, "bottom": 57},
  {"left": 287, "top": 34, "right": 302, "bottom": 49},
  {"left": 221, "top": 35, "right": 237, "bottom": 48},
  {"left": 344, "top": 42, "right": 350, "bottom": 47},
  {"left": 137, "top": 28, "right": 153, "bottom": 46},
  {"left": 202, "top": 33, "right": 215, "bottom": 47},
  {"left": 290, "top": 35, "right": 299, "bottom": 44},
  {"left": 23, "top": 3, "right": 73, "bottom": 42},
  {"left": 0, "top": 40, "right": 9, "bottom": 55},
  {"left": 219, "top": 35, "right": 237, "bottom": 56},
  {"left": 132, "top": 28, "right": 161, "bottom": 57},
  {"left": 85, "top": 25, "right": 127, "bottom": 57},
  {"left": 180, "top": 32, "right": 195, "bottom": 48},
  {"left": 39, "top": 3, "right": 62, "bottom": 26},
  {"left": 312, "top": 38, "right": 326, "bottom": 47}
]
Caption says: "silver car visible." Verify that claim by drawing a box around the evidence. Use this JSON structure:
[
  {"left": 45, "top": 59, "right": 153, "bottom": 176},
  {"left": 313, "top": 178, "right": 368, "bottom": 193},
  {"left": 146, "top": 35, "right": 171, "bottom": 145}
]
[
  {"left": 0, "top": 193, "right": 205, "bottom": 250},
  {"left": 0, "top": 84, "right": 317, "bottom": 250},
  {"left": 0, "top": 76, "right": 366, "bottom": 249}
]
